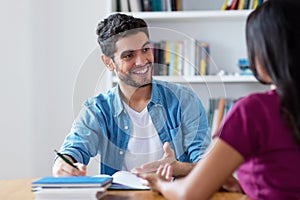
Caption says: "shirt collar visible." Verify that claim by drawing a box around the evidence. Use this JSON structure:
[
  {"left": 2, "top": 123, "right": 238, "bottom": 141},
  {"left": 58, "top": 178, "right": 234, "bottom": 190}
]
[{"left": 112, "top": 79, "right": 162, "bottom": 117}]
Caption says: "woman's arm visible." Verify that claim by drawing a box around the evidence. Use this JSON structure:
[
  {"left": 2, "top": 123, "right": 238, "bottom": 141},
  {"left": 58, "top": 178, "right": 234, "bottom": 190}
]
[{"left": 138, "top": 139, "right": 244, "bottom": 200}]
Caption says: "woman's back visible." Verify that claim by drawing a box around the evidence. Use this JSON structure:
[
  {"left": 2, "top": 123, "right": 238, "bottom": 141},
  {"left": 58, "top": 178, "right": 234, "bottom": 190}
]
[{"left": 217, "top": 90, "right": 300, "bottom": 199}]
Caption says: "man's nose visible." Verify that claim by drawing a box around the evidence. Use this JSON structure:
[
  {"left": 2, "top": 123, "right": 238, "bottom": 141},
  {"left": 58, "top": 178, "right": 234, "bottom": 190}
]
[{"left": 135, "top": 51, "right": 149, "bottom": 65}]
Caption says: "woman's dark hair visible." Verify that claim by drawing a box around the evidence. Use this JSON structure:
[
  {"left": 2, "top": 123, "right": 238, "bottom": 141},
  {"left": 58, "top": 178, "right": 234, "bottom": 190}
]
[
  {"left": 246, "top": 0, "right": 300, "bottom": 145},
  {"left": 96, "top": 13, "right": 149, "bottom": 58}
]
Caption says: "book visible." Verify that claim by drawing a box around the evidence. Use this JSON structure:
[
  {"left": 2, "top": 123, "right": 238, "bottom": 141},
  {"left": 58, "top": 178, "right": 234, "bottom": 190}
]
[
  {"left": 128, "top": 0, "right": 142, "bottom": 12},
  {"left": 248, "top": 0, "right": 254, "bottom": 9},
  {"left": 221, "top": 0, "right": 229, "bottom": 10},
  {"left": 197, "top": 41, "right": 210, "bottom": 75},
  {"left": 151, "top": 0, "right": 162, "bottom": 11},
  {"left": 237, "top": 0, "right": 245, "bottom": 9},
  {"left": 208, "top": 98, "right": 236, "bottom": 135},
  {"left": 33, "top": 187, "right": 107, "bottom": 200},
  {"left": 215, "top": 98, "right": 225, "bottom": 130},
  {"left": 141, "top": 0, "right": 151, "bottom": 11},
  {"left": 224, "top": 0, "right": 234, "bottom": 10},
  {"left": 31, "top": 176, "right": 112, "bottom": 189},
  {"left": 230, "top": 0, "right": 239, "bottom": 10},
  {"left": 32, "top": 176, "right": 112, "bottom": 200},
  {"left": 243, "top": 0, "right": 250, "bottom": 9},
  {"left": 121, "top": 0, "right": 130, "bottom": 12},
  {"left": 96, "top": 171, "right": 150, "bottom": 190}
]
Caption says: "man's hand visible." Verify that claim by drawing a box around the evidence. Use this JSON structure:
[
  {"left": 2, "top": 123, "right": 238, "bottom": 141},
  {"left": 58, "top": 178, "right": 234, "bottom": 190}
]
[
  {"left": 52, "top": 155, "right": 86, "bottom": 177},
  {"left": 131, "top": 142, "right": 176, "bottom": 174}
]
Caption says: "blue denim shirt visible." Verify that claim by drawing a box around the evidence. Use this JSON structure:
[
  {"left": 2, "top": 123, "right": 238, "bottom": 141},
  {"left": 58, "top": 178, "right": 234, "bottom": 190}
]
[{"left": 60, "top": 79, "right": 210, "bottom": 175}]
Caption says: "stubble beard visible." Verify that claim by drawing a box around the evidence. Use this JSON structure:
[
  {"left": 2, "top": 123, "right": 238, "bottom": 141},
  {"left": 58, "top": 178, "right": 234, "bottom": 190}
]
[{"left": 116, "top": 62, "right": 153, "bottom": 88}]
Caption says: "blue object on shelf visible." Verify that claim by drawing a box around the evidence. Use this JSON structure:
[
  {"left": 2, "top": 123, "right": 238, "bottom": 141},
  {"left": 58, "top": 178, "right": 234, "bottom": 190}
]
[{"left": 238, "top": 58, "right": 252, "bottom": 76}]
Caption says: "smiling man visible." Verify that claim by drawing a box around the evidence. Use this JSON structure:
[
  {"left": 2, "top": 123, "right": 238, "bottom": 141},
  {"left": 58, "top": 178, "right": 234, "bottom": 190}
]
[{"left": 52, "top": 13, "right": 210, "bottom": 178}]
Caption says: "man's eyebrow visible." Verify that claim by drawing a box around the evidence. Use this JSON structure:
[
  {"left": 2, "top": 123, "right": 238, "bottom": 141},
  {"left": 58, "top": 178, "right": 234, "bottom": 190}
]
[
  {"left": 142, "top": 41, "right": 150, "bottom": 47},
  {"left": 119, "top": 41, "right": 151, "bottom": 57}
]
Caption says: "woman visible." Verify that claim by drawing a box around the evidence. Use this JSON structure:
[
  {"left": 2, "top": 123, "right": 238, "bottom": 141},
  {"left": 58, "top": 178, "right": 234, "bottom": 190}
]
[{"left": 137, "top": 0, "right": 300, "bottom": 199}]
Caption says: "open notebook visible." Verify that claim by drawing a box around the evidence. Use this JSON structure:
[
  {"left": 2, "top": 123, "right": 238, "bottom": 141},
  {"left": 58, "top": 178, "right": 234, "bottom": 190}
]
[{"left": 96, "top": 171, "right": 149, "bottom": 190}]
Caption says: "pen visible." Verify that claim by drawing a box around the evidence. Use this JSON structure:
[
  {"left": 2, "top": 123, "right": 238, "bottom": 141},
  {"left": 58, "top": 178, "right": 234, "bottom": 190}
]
[{"left": 54, "top": 149, "right": 79, "bottom": 170}]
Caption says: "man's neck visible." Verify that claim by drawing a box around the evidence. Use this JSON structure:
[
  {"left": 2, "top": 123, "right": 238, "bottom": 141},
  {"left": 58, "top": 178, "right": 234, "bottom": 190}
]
[{"left": 120, "top": 84, "right": 152, "bottom": 112}]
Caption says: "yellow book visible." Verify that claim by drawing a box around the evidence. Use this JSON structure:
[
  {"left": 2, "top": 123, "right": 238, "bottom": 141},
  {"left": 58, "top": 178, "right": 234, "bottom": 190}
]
[
  {"left": 238, "top": 0, "right": 246, "bottom": 10},
  {"left": 200, "top": 60, "right": 206, "bottom": 76},
  {"left": 164, "top": 41, "right": 171, "bottom": 70},
  {"left": 199, "top": 42, "right": 209, "bottom": 76},
  {"left": 253, "top": 0, "right": 259, "bottom": 9},
  {"left": 173, "top": 42, "right": 178, "bottom": 75},
  {"left": 221, "top": 0, "right": 229, "bottom": 10}
]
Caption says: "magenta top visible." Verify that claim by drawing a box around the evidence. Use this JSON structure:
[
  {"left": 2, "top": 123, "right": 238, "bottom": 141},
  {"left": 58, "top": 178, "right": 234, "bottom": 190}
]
[{"left": 214, "top": 90, "right": 300, "bottom": 199}]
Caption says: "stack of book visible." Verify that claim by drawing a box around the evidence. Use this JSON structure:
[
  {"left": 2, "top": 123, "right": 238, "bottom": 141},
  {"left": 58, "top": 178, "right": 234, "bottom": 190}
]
[
  {"left": 116, "top": 0, "right": 182, "bottom": 12},
  {"left": 221, "top": 0, "right": 265, "bottom": 10},
  {"left": 208, "top": 97, "right": 237, "bottom": 135},
  {"left": 31, "top": 176, "right": 112, "bottom": 200},
  {"left": 151, "top": 40, "right": 210, "bottom": 76}
]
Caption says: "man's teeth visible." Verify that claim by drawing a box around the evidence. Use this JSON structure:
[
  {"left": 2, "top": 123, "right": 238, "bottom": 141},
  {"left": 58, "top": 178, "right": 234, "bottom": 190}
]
[{"left": 133, "top": 67, "right": 148, "bottom": 74}]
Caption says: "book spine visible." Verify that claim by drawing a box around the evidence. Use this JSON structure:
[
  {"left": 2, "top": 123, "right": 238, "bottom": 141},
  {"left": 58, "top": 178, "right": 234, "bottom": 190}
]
[
  {"left": 230, "top": 0, "right": 239, "bottom": 10},
  {"left": 164, "top": 41, "right": 171, "bottom": 75},
  {"left": 171, "top": 0, "right": 177, "bottom": 11},
  {"left": 159, "top": 41, "right": 168, "bottom": 75},
  {"left": 221, "top": 0, "right": 229, "bottom": 10},
  {"left": 168, "top": 41, "right": 175, "bottom": 75},
  {"left": 183, "top": 39, "right": 189, "bottom": 76},
  {"left": 141, "top": 0, "right": 151, "bottom": 11},
  {"left": 176, "top": 41, "right": 184, "bottom": 75},
  {"left": 215, "top": 98, "right": 225, "bottom": 130},
  {"left": 237, "top": 0, "right": 245, "bottom": 10},
  {"left": 129, "top": 0, "right": 142, "bottom": 12},
  {"left": 150, "top": 0, "right": 162, "bottom": 11}
]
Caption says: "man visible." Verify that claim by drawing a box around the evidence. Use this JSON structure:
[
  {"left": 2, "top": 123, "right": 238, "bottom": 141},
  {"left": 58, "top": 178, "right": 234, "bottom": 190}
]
[{"left": 52, "top": 13, "right": 210, "bottom": 177}]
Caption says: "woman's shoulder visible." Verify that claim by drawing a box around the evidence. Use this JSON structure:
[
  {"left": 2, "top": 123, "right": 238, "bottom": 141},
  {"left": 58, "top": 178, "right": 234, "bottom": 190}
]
[{"left": 237, "top": 89, "right": 278, "bottom": 107}]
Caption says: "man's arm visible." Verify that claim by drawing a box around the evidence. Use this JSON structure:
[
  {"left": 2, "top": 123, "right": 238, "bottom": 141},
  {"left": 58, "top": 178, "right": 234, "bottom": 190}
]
[
  {"left": 53, "top": 100, "right": 104, "bottom": 176},
  {"left": 170, "top": 160, "right": 196, "bottom": 178}
]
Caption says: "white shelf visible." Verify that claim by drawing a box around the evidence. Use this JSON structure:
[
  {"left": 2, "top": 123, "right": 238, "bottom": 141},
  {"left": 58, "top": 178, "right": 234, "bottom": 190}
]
[
  {"left": 119, "top": 10, "right": 252, "bottom": 22},
  {"left": 106, "top": 1, "right": 269, "bottom": 102},
  {"left": 112, "top": 75, "right": 258, "bottom": 84}
]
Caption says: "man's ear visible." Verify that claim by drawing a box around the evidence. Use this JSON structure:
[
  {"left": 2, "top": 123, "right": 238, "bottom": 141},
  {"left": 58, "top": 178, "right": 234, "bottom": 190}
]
[{"left": 101, "top": 54, "right": 114, "bottom": 71}]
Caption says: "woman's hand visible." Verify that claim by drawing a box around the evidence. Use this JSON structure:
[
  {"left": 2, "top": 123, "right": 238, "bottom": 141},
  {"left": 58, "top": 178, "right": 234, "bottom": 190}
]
[{"left": 136, "top": 163, "right": 173, "bottom": 193}]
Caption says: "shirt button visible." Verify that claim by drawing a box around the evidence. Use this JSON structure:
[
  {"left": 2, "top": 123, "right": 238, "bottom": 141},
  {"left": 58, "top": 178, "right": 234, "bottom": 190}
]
[
  {"left": 119, "top": 151, "right": 124, "bottom": 155},
  {"left": 124, "top": 126, "right": 128, "bottom": 130}
]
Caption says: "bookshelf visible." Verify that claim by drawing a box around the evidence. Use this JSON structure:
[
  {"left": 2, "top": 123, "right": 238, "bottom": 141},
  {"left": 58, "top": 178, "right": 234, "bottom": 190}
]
[
  {"left": 106, "top": 0, "right": 269, "bottom": 111},
  {"left": 113, "top": 75, "right": 258, "bottom": 83}
]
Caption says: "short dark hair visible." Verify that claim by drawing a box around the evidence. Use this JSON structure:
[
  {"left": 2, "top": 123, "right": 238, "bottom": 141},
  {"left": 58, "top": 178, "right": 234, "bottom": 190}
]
[
  {"left": 246, "top": 0, "right": 300, "bottom": 144},
  {"left": 96, "top": 13, "right": 149, "bottom": 58}
]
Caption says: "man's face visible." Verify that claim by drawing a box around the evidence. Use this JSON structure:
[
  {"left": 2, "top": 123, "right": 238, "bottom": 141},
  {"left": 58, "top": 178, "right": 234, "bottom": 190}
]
[{"left": 112, "top": 32, "right": 154, "bottom": 88}]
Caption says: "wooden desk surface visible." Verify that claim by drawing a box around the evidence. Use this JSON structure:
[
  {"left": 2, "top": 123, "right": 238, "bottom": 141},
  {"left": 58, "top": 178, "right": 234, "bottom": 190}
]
[{"left": 0, "top": 178, "right": 249, "bottom": 200}]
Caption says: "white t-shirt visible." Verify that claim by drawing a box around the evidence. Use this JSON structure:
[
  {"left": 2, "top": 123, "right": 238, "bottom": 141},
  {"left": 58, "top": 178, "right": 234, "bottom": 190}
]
[{"left": 122, "top": 102, "right": 164, "bottom": 171}]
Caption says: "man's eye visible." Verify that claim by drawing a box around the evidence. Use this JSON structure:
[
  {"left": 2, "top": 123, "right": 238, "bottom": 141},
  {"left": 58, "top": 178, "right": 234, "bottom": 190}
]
[
  {"left": 143, "top": 47, "right": 150, "bottom": 52},
  {"left": 123, "top": 54, "right": 133, "bottom": 59}
]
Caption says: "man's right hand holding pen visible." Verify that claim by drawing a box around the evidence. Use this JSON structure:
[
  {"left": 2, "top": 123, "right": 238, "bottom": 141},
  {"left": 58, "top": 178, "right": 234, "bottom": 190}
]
[{"left": 52, "top": 150, "right": 86, "bottom": 177}]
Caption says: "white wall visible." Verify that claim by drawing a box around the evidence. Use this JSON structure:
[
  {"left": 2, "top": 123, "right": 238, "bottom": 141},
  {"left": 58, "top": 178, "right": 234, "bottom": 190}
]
[
  {"left": 0, "top": 0, "right": 108, "bottom": 179},
  {"left": 0, "top": 0, "right": 34, "bottom": 179}
]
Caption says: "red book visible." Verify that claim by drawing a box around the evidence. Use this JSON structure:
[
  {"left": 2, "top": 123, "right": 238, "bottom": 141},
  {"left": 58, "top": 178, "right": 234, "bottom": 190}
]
[{"left": 230, "top": 0, "right": 239, "bottom": 10}]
